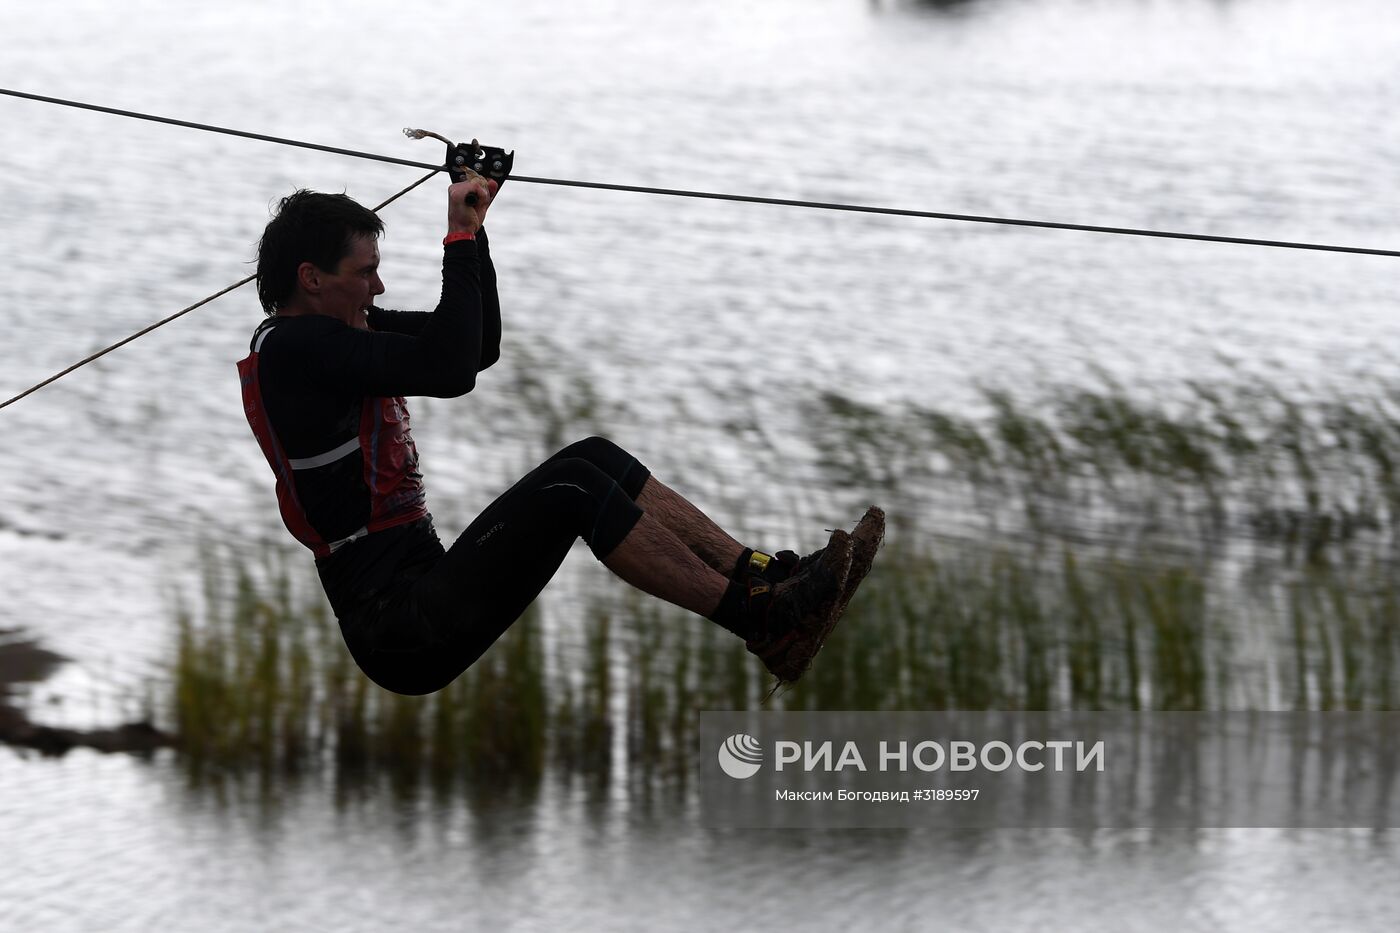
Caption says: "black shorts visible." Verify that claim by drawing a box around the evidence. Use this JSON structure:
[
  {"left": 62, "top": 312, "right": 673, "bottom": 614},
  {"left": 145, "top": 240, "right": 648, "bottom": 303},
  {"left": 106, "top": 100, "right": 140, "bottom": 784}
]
[{"left": 336, "top": 436, "right": 649, "bottom": 695}]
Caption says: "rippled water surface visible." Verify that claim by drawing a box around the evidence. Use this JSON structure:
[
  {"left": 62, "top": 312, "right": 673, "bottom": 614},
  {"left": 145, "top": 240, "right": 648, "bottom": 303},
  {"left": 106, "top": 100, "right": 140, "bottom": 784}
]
[{"left": 3, "top": 0, "right": 1400, "bottom": 928}]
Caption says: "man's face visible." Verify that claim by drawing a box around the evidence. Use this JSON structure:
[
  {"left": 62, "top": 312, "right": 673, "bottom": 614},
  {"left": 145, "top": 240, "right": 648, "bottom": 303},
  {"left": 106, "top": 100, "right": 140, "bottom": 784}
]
[{"left": 319, "top": 234, "right": 384, "bottom": 321}]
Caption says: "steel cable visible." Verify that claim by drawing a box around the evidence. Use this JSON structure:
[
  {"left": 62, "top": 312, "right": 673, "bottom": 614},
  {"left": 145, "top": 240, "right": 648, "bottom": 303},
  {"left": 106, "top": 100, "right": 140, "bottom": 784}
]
[
  {"left": 4, "top": 86, "right": 1398, "bottom": 258},
  {"left": 4, "top": 85, "right": 1399, "bottom": 410},
  {"left": 0, "top": 169, "right": 441, "bottom": 411}
]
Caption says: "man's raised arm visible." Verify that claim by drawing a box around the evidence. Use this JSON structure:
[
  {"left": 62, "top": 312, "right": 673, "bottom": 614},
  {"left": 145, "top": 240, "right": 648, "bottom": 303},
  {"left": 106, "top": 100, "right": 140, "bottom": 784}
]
[{"left": 304, "top": 178, "right": 498, "bottom": 398}]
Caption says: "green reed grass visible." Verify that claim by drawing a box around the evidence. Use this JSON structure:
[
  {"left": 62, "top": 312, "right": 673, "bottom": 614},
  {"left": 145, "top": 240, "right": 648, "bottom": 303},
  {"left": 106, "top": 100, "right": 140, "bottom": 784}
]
[
  {"left": 812, "top": 377, "right": 1400, "bottom": 564},
  {"left": 552, "top": 608, "right": 612, "bottom": 781},
  {"left": 165, "top": 377, "right": 1400, "bottom": 790},
  {"left": 172, "top": 551, "right": 548, "bottom": 795},
  {"left": 1284, "top": 567, "right": 1400, "bottom": 711},
  {"left": 166, "top": 532, "right": 1400, "bottom": 790}
]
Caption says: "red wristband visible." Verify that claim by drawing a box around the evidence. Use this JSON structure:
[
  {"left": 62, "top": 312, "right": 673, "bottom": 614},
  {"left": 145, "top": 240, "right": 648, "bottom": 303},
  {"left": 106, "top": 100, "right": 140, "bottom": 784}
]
[{"left": 443, "top": 230, "right": 476, "bottom": 245}]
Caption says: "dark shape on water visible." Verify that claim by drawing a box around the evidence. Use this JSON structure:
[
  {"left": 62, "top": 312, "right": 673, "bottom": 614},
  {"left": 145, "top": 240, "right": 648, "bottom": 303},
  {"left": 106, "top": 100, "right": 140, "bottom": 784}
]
[{"left": 0, "top": 629, "right": 175, "bottom": 757}]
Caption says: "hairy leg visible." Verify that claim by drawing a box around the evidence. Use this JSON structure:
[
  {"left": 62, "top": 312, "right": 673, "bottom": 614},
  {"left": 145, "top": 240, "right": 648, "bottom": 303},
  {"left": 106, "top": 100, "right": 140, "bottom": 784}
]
[
  {"left": 602, "top": 512, "right": 729, "bottom": 616},
  {"left": 540, "top": 438, "right": 748, "bottom": 576},
  {"left": 635, "top": 476, "right": 745, "bottom": 574}
]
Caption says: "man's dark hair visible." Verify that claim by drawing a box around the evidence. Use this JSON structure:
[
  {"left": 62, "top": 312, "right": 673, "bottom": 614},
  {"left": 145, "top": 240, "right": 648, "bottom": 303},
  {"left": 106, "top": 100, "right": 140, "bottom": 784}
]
[{"left": 256, "top": 190, "right": 384, "bottom": 316}]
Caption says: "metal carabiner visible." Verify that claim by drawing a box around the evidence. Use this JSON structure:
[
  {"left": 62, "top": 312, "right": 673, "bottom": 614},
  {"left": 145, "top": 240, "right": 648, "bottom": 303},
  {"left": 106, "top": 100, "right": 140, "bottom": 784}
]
[{"left": 404, "top": 128, "right": 515, "bottom": 203}]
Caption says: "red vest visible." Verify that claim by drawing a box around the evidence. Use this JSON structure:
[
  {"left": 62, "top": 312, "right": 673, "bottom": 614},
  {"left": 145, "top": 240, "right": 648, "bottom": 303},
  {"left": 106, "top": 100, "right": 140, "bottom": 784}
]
[{"left": 238, "top": 321, "right": 428, "bottom": 558}]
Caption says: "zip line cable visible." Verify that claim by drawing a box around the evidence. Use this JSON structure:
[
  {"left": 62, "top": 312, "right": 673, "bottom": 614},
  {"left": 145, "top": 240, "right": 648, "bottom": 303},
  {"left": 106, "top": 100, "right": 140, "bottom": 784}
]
[
  {"left": 5, "top": 86, "right": 1399, "bottom": 258},
  {"left": 2, "top": 85, "right": 1398, "bottom": 410},
  {"left": 0, "top": 169, "right": 441, "bottom": 412}
]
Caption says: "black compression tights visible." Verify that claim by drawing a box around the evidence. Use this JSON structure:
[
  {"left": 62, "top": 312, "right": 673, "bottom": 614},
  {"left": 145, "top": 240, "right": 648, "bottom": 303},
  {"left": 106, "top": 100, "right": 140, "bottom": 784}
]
[{"left": 339, "top": 436, "right": 650, "bottom": 695}]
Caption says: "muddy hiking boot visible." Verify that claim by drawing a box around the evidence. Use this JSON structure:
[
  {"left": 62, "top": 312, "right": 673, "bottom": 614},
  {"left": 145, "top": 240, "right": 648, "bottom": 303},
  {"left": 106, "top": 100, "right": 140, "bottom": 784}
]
[
  {"left": 745, "top": 528, "right": 853, "bottom": 685},
  {"left": 772, "top": 505, "right": 886, "bottom": 635}
]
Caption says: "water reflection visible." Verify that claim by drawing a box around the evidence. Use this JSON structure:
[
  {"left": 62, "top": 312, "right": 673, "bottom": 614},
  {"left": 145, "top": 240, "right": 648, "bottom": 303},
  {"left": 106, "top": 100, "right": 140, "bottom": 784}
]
[{"left": 4, "top": 742, "right": 1399, "bottom": 930}]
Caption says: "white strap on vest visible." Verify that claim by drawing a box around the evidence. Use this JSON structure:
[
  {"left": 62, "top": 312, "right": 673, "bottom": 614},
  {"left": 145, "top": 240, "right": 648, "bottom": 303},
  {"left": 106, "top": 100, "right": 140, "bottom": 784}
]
[{"left": 287, "top": 437, "right": 360, "bottom": 470}]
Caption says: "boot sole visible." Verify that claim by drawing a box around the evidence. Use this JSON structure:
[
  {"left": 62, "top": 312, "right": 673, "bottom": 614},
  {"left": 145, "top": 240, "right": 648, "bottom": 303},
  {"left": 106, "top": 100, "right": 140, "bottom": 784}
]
[{"left": 818, "top": 506, "right": 885, "bottom": 647}]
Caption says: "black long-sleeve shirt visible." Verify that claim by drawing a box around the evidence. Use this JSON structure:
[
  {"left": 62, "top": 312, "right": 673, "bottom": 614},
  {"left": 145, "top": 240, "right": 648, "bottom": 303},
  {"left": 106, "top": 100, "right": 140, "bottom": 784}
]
[{"left": 239, "top": 229, "right": 500, "bottom": 617}]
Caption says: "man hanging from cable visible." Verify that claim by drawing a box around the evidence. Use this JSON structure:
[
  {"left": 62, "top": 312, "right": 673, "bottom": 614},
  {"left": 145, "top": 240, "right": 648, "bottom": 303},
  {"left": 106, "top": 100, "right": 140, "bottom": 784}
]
[{"left": 238, "top": 173, "right": 883, "bottom": 697}]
